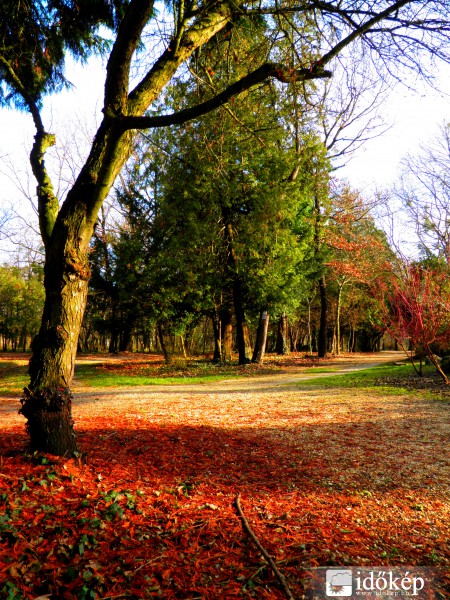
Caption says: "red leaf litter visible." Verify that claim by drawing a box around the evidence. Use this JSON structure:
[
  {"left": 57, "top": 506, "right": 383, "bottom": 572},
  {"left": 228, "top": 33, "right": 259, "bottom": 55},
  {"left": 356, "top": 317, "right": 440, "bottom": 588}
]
[{"left": 1, "top": 355, "right": 449, "bottom": 599}]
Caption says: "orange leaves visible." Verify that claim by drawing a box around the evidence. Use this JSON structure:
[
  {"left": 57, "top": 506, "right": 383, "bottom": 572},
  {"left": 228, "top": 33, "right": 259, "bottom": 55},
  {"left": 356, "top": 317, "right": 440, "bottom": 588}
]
[
  {"left": 326, "top": 183, "right": 391, "bottom": 287},
  {"left": 1, "top": 354, "right": 450, "bottom": 598}
]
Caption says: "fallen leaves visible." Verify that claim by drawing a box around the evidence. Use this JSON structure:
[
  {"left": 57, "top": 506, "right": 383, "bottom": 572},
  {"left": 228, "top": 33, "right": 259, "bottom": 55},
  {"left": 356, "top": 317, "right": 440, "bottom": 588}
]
[{"left": 0, "top": 355, "right": 449, "bottom": 598}]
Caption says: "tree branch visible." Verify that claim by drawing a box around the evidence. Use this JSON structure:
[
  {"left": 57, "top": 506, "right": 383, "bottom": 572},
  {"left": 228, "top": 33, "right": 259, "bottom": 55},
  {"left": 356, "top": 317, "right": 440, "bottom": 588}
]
[
  {"left": 0, "top": 54, "right": 44, "bottom": 132},
  {"left": 0, "top": 55, "right": 60, "bottom": 247},
  {"left": 234, "top": 494, "right": 295, "bottom": 600},
  {"left": 30, "top": 131, "right": 60, "bottom": 249},
  {"left": 121, "top": 62, "right": 332, "bottom": 131},
  {"left": 104, "top": 0, "right": 156, "bottom": 116},
  {"left": 319, "top": 0, "right": 411, "bottom": 67},
  {"left": 243, "top": 1, "right": 375, "bottom": 18},
  {"left": 127, "top": 0, "right": 236, "bottom": 114}
]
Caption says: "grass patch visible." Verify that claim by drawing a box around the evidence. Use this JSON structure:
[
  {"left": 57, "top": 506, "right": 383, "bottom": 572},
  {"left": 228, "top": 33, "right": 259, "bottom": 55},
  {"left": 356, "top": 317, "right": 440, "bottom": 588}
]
[
  {"left": 73, "top": 361, "right": 249, "bottom": 387},
  {"left": 293, "top": 362, "right": 432, "bottom": 393},
  {"left": 0, "top": 361, "right": 28, "bottom": 395},
  {"left": 75, "top": 371, "right": 236, "bottom": 387}
]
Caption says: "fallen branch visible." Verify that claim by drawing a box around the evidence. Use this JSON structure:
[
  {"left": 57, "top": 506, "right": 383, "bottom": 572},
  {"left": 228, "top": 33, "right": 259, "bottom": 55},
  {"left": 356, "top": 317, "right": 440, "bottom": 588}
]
[{"left": 234, "top": 494, "right": 295, "bottom": 600}]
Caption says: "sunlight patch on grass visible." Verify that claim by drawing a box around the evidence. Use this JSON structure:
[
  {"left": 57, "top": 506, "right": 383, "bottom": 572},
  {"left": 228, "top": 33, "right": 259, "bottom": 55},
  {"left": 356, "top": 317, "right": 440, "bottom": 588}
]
[
  {"left": 75, "top": 374, "right": 236, "bottom": 387},
  {"left": 0, "top": 361, "right": 28, "bottom": 395},
  {"left": 74, "top": 364, "right": 240, "bottom": 387},
  {"left": 292, "top": 363, "right": 418, "bottom": 392}
]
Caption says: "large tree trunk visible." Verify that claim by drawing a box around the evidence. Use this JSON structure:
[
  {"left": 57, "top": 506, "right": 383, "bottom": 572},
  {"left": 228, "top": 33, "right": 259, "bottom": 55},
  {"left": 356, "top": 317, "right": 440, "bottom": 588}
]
[
  {"left": 276, "top": 313, "right": 289, "bottom": 355},
  {"left": 20, "top": 233, "right": 91, "bottom": 455},
  {"left": 233, "top": 279, "right": 252, "bottom": 365},
  {"left": 318, "top": 276, "right": 327, "bottom": 358},
  {"left": 21, "top": 119, "right": 130, "bottom": 455},
  {"left": 252, "top": 310, "right": 269, "bottom": 364}
]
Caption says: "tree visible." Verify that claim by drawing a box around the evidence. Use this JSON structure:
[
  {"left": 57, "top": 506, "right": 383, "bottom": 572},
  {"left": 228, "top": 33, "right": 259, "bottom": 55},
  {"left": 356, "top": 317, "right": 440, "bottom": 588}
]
[
  {"left": 111, "top": 68, "right": 312, "bottom": 364},
  {"left": 0, "top": 262, "right": 44, "bottom": 351},
  {"left": 3, "top": 1, "right": 450, "bottom": 454},
  {"left": 325, "top": 182, "right": 392, "bottom": 354},
  {"left": 375, "top": 262, "right": 450, "bottom": 383},
  {"left": 396, "top": 122, "right": 450, "bottom": 263}
]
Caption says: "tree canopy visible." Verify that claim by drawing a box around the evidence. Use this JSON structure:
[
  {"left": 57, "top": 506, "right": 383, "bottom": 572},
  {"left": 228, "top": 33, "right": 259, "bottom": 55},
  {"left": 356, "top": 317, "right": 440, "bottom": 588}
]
[{"left": 3, "top": 0, "right": 450, "bottom": 454}]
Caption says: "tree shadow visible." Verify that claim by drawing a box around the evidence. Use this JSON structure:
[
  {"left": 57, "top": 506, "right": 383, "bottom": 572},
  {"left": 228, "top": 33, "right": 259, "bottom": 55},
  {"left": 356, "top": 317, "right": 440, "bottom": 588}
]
[{"left": 1, "top": 414, "right": 449, "bottom": 599}]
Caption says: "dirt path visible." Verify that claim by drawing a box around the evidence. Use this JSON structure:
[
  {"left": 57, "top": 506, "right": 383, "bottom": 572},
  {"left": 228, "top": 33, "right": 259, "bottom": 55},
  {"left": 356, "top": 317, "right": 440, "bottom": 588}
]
[
  {"left": 73, "top": 350, "right": 404, "bottom": 400},
  {"left": 0, "top": 351, "right": 404, "bottom": 421},
  {"left": 65, "top": 351, "right": 406, "bottom": 430}
]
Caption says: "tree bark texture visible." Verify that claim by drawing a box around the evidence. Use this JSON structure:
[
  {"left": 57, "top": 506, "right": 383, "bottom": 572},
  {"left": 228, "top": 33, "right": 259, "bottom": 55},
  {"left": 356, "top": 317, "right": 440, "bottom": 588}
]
[
  {"left": 212, "top": 312, "right": 222, "bottom": 363},
  {"left": 21, "top": 229, "right": 91, "bottom": 453},
  {"left": 276, "top": 313, "right": 289, "bottom": 355},
  {"left": 252, "top": 311, "right": 270, "bottom": 364},
  {"left": 220, "top": 308, "right": 233, "bottom": 363},
  {"left": 233, "top": 279, "right": 252, "bottom": 365},
  {"left": 318, "top": 276, "right": 328, "bottom": 358},
  {"left": 20, "top": 387, "right": 78, "bottom": 455},
  {"left": 157, "top": 323, "right": 172, "bottom": 363}
]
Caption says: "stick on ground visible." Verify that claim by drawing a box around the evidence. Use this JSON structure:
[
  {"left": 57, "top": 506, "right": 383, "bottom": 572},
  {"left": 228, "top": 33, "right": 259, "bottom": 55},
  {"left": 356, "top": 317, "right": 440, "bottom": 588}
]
[{"left": 234, "top": 493, "right": 295, "bottom": 600}]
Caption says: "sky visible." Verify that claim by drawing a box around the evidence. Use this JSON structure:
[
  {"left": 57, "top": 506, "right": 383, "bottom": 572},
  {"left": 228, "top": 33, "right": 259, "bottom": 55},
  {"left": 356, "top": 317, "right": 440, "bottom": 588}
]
[
  {"left": 0, "top": 56, "right": 449, "bottom": 260},
  {"left": 340, "top": 79, "right": 450, "bottom": 191}
]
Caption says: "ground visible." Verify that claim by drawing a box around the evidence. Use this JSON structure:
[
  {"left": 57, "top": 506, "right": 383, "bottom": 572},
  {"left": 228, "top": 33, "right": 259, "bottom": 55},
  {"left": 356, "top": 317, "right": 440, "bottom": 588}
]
[{"left": 0, "top": 351, "right": 449, "bottom": 599}]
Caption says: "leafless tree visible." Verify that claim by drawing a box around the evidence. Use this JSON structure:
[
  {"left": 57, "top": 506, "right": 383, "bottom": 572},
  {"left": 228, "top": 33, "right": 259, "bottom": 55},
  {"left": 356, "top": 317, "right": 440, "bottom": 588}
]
[{"left": 395, "top": 122, "right": 450, "bottom": 263}]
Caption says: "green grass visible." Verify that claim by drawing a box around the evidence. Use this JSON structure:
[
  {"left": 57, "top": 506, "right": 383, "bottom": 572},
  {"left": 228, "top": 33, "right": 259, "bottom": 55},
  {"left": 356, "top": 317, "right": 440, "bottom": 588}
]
[
  {"left": 73, "top": 362, "right": 244, "bottom": 387},
  {"left": 75, "top": 372, "right": 235, "bottom": 387},
  {"left": 292, "top": 362, "right": 434, "bottom": 394},
  {"left": 0, "top": 361, "right": 28, "bottom": 395}
]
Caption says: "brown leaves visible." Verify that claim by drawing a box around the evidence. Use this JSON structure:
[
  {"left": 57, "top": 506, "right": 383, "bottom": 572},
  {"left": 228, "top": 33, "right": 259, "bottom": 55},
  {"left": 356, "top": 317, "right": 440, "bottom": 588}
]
[{"left": 1, "top": 354, "right": 449, "bottom": 598}]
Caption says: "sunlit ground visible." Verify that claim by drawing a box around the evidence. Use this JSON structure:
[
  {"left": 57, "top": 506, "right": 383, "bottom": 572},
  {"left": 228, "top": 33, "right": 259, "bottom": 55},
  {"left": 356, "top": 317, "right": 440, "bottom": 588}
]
[{"left": 1, "top": 353, "right": 449, "bottom": 598}]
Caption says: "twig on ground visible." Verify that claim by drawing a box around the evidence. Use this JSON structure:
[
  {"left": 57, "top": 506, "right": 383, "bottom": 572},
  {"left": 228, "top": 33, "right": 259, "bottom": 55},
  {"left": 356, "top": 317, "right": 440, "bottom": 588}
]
[{"left": 234, "top": 493, "right": 295, "bottom": 600}]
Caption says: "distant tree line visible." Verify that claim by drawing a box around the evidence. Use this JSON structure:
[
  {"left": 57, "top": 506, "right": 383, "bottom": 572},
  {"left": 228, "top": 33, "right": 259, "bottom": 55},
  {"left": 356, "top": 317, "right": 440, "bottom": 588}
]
[{"left": 0, "top": 263, "right": 44, "bottom": 351}]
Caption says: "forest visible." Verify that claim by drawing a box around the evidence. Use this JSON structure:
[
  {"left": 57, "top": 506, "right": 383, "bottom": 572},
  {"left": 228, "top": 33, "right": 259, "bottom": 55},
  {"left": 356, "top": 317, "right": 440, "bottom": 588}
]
[{"left": 1, "top": 1, "right": 450, "bottom": 598}]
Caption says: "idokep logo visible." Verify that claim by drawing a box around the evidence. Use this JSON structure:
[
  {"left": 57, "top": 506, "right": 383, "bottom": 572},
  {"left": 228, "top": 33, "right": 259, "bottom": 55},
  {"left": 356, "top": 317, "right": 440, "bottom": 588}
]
[
  {"left": 326, "top": 570, "right": 353, "bottom": 596},
  {"left": 307, "top": 566, "right": 438, "bottom": 599}
]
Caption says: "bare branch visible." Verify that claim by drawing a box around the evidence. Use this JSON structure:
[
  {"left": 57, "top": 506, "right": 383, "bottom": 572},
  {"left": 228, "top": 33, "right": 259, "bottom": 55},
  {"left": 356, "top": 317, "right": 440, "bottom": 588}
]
[{"left": 121, "top": 62, "right": 332, "bottom": 131}]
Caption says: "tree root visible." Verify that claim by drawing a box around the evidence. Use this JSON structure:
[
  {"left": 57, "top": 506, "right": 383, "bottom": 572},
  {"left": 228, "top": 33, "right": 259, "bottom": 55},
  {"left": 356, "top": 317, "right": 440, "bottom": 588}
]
[
  {"left": 234, "top": 494, "right": 295, "bottom": 600},
  {"left": 19, "top": 387, "right": 78, "bottom": 455}
]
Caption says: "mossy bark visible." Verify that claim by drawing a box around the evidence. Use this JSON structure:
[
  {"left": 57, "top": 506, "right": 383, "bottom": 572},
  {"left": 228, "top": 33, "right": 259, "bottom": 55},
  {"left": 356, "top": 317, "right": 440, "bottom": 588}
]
[{"left": 22, "top": 205, "right": 93, "bottom": 454}]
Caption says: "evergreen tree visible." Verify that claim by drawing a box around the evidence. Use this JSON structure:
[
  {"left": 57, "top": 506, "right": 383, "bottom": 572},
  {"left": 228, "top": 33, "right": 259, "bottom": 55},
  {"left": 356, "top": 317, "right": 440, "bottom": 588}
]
[{"left": 3, "top": 0, "right": 450, "bottom": 453}]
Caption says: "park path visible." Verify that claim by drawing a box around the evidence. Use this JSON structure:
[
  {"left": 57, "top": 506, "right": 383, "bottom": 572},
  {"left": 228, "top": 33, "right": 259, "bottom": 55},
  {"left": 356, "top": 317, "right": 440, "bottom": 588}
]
[
  {"left": 65, "top": 352, "right": 407, "bottom": 429},
  {"left": 74, "top": 349, "right": 404, "bottom": 400},
  {"left": 0, "top": 351, "right": 404, "bottom": 422}
]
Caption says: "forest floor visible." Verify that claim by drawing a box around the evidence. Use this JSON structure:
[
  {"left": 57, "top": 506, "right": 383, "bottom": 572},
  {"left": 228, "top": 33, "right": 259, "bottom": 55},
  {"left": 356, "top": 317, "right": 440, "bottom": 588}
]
[{"left": 0, "top": 351, "right": 449, "bottom": 599}]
